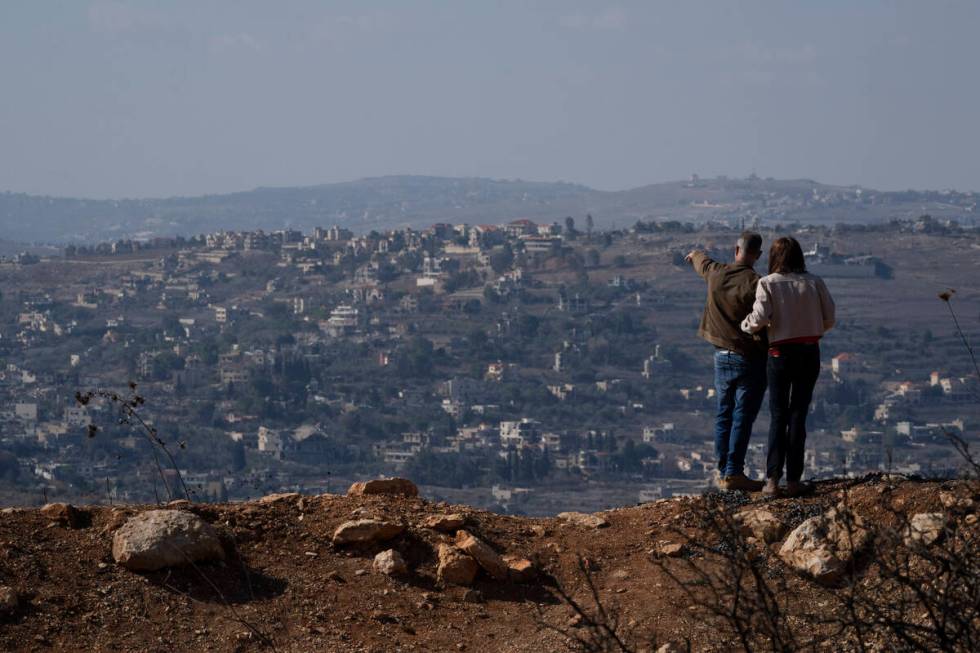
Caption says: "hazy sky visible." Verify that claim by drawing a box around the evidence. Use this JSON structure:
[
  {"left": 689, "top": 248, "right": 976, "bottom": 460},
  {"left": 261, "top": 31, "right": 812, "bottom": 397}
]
[{"left": 2, "top": 1, "right": 979, "bottom": 198}]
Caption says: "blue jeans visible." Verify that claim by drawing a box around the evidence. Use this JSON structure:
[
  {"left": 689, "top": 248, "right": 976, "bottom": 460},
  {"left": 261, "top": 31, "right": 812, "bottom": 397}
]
[{"left": 713, "top": 350, "right": 767, "bottom": 477}]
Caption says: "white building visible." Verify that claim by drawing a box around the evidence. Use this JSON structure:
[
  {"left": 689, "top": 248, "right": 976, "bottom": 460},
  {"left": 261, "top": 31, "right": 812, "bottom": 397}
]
[
  {"left": 14, "top": 403, "right": 38, "bottom": 422},
  {"left": 643, "top": 423, "right": 675, "bottom": 444},
  {"left": 499, "top": 418, "right": 541, "bottom": 448},
  {"left": 258, "top": 426, "right": 288, "bottom": 459},
  {"left": 63, "top": 406, "right": 91, "bottom": 429},
  {"left": 322, "top": 305, "right": 359, "bottom": 337}
]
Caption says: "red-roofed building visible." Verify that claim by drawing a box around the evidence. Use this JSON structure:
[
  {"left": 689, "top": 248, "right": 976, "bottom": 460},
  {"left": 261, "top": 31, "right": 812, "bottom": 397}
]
[{"left": 505, "top": 219, "right": 537, "bottom": 237}]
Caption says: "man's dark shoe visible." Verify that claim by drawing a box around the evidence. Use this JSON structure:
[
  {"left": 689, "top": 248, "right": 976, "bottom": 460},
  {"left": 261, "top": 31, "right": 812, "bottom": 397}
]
[
  {"left": 720, "top": 473, "right": 765, "bottom": 492},
  {"left": 784, "top": 481, "right": 812, "bottom": 497},
  {"left": 762, "top": 478, "right": 781, "bottom": 497}
]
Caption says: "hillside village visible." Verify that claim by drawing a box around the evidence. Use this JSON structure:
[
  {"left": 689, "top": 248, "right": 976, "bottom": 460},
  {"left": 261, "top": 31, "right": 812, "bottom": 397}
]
[{"left": 0, "top": 214, "right": 977, "bottom": 512}]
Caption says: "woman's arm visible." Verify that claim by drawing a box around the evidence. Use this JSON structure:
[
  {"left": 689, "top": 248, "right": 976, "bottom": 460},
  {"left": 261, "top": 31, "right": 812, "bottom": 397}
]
[{"left": 741, "top": 278, "right": 772, "bottom": 334}]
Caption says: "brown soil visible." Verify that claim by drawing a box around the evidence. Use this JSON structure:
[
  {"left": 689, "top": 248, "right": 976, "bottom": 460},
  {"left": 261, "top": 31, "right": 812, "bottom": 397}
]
[{"left": 0, "top": 475, "right": 972, "bottom": 652}]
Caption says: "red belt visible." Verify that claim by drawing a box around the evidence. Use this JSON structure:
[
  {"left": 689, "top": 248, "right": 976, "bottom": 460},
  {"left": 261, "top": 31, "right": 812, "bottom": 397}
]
[{"left": 769, "top": 336, "right": 820, "bottom": 357}]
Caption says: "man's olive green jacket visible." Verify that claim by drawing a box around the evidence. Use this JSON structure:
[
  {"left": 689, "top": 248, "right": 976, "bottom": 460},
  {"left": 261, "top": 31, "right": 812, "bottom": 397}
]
[{"left": 689, "top": 251, "right": 767, "bottom": 358}]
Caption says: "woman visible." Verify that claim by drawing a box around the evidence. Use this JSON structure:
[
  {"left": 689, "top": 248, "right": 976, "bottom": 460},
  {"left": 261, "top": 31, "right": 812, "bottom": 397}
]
[{"left": 741, "top": 237, "right": 835, "bottom": 497}]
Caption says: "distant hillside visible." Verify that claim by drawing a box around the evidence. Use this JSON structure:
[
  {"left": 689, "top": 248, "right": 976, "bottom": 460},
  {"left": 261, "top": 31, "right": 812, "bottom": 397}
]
[{"left": 0, "top": 175, "right": 975, "bottom": 244}]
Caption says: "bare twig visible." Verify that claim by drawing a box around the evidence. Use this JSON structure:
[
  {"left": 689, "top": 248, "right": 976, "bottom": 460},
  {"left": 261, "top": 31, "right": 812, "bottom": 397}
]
[
  {"left": 939, "top": 289, "right": 980, "bottom": 394},
  {"left": 537, "top": 556, "right": 662, "bottom": 652},
  {"left": 76, "top": 385, "right": 191, "bottom": 502}
]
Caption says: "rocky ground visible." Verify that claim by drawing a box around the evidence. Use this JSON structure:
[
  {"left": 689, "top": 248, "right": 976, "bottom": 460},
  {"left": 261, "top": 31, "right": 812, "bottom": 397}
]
[{"left": 0, "top": 475, "right": 976, "bottom": 652}]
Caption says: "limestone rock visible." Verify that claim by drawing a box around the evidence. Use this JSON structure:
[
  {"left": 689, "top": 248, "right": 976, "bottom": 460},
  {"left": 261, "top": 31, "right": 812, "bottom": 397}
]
[
  {"left": 102, "top": 508, "right": 131, "bottom": 534},
  {"left": 0, "top": 586, "right": 18, "bottom": 615},
  {"left": 454, "top": 530, "right": 508, "bottom": 580},
  {"left": 735, "top": 508, "right": 786, "bottom": 544},
  {"left": 40, "top": 502, "right": 84, "bottom": 528},
  {"left": 503, "top": 556, "right": 537, "bottom": 583},
  {"left": 904, "top": 512, "right": 946, "bottom": 547},
  {"left": 332, "top": 519, "right": 405, "bottom": 546},
  {"left": 939, "top": 491, "right": 975, "bottom": 513},
  {"left": 347, "top": 478, "right": 418, "bottom": 498},
  {"left": 373, "top": 549, "right": 408, "bottom": 576},
  {"left": 651, "top": 542, "right": 685, "bottom": 558},
  {"left": 421, "top": 513, "right": 466, "bottom": 533},
  {"left": 778, "top": 506, "right": 871, "bottom": 585},
  {"left": 112, "top": 510, "right": 225, "bottom": 572},
  {"left": 557, "top": 512, "right": 609, "bottom": 529},
  {"left": 257, "top": 492, "right": 300, "bottom": 505},
  {"left": 436, "top": 543, "right": 479, "bottom": 587}
]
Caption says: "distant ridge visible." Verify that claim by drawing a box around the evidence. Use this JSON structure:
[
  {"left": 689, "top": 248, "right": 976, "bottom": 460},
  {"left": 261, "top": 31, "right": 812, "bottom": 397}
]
[{"left": 0, "top": 175, "right": 975, "bottom": 244}]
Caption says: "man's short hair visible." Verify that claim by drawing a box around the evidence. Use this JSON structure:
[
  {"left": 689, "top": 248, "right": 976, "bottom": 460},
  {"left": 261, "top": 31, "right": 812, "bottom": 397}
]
[{"left": 738, "top": 231, "right": 763, "bottom": 255}]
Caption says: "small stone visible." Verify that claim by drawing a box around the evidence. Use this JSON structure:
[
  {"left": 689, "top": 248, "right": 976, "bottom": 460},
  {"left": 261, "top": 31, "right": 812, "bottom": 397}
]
[
  {"left": 940, "top": 491, "right": 975, "bottom": 512},
  {"left": 503, "top": 556, "right": 537, "bottom": 583},
  {"left": 454, "top": 531, "right": 509, "bottom": 580},
  {"left": 40, "top": 502, "right": 85, "bottom": 528},
  {"left": 557, "top": 512, "right": 609, "bottom": 529},
  {"left": 420, "top": 513, "right": 467, "bottom": 533},
  {"left": 0, "top": 586, "right": 18, "bottom": 615},
  {"left": 651, "top": 542, "right": 685, "bottom": 558},
  {"left": 735, "top": 508, "right": 786, "bottom": 544},
  {"left": 373, "top": 549, "right": 408, "bottom": 576},
  {"left": 436, "top": 544, "right": 479, "bottom": 587},
  {"left": 257, "top": 492, "right": 300, "bottom": 505},
  {"left": 102, "top": 509, "right": 130, "bottom": 534},
  {"left": 332, "top": 519, "right": 405, "bottom": 546},
  {"left": 347, "top": 478, "right": 419, "bottom": 498},
  {"left": 166, "top": 499, "right": 191, "bottom": 508},
  {"left": 354, "top": 569, "right": 368, "bottom": 577},
  {"left": 904, "top": 513, "right": 946, "bottom": 547},
  {"left": 326, "top": 570, "right": 344, "bottom": 583}
]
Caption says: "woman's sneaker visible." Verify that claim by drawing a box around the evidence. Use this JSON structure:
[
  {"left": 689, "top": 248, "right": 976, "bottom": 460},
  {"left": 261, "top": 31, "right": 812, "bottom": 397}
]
[
  {"left": 785, "top": 481, "right": 812, "bottom": 497},
  {"left": 762, "top": 478, "right": 781, "bottom": 497},
  {"left": 720, "top": 473, "right": 764, "bottom": 492}
]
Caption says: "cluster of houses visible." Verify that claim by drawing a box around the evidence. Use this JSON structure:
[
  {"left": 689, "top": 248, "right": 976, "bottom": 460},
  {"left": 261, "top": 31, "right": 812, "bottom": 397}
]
[{"left": 1, "top": 215, "right": 977, "bottom": 504}]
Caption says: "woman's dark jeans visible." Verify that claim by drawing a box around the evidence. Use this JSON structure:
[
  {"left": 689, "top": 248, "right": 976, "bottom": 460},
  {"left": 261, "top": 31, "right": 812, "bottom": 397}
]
[{"left": 766, "top": 343, "right": 821, "bottom": 482}]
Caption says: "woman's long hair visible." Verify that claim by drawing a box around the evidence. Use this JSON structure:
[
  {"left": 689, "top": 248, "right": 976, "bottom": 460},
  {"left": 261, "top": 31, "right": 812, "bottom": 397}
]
[{"left": 768, "top": 237, "right": 807, "bottom": 274}]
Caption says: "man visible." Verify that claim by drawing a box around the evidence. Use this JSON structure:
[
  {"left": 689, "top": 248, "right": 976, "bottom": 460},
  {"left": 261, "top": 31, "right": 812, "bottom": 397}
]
[{"left": 685, "top": 232, "right": 767, "bottom": 492}]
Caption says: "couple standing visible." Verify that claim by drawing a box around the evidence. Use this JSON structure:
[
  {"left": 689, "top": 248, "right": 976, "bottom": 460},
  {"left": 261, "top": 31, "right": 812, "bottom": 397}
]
[{"left": 686, "top": 233, "right": 835, "bottom": 498}]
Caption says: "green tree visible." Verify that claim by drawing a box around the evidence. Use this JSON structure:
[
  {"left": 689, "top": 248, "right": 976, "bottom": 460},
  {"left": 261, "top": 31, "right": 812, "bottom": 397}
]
[
  {"left": 489, "top": 244, "right": 514, "bottom": 274},
  {"left": 585, "top": 249, "right": 600, "bottom": 268}
]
